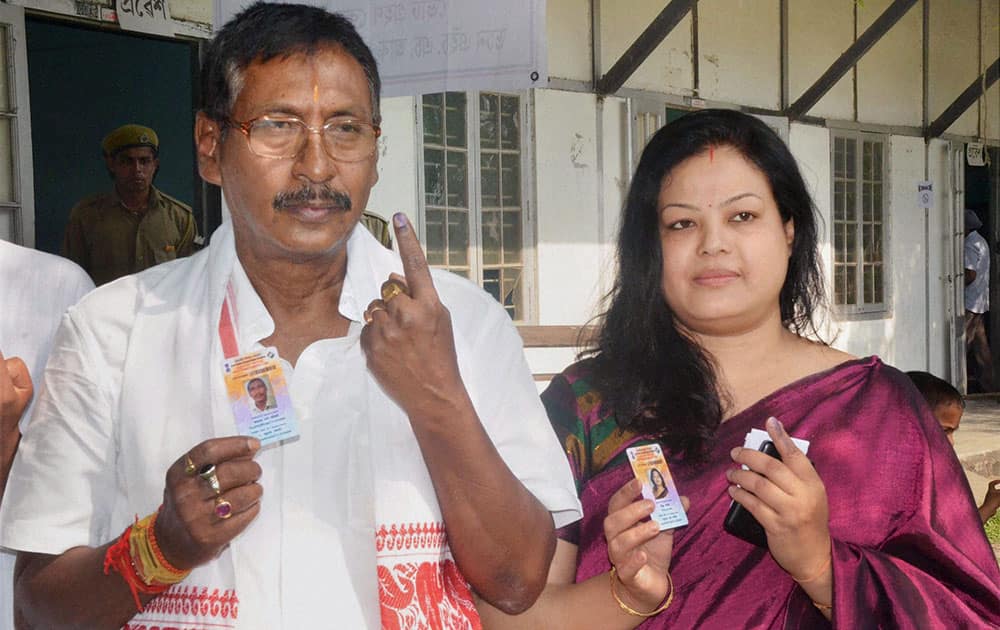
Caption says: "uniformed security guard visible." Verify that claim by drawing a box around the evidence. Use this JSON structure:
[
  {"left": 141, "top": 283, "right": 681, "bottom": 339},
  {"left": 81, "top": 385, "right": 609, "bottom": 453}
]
[
  {"left": 62, "top": 124, "right": 200, "bottom": 286},
  {"left": 360, "top": 211, "right": 392, "bottom": 249}
]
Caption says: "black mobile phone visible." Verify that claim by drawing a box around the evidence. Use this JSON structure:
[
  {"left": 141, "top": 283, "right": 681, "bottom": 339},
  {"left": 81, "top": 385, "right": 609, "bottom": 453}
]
[{"left": 723, "top": 440, "right": 782, "bottom": 549}]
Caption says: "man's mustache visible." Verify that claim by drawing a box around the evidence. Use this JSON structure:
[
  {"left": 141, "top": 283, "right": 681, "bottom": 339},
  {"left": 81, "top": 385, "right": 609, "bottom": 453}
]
[{"left": 273, "top": 185, "right": 351, "bottom": 211}]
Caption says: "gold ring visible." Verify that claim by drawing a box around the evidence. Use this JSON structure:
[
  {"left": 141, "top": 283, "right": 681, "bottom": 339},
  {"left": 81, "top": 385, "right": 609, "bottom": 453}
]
[
  {"left": 381, "top": 279, "right": 408, "bottom": 302},
  {"left": 184, "top": 455, "right": 197, "bottom": 476},
  {"left": 198, "top": 464, "right": 221, "bottom": 495},
  {"left": 214, "top": 497, "right": 233, "bottom": 520}
]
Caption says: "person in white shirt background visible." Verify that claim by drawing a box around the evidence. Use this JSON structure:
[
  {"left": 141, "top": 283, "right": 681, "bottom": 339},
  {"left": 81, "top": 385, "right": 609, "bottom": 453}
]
[
  {"left": 964, "top": 208, "right": 993, "bottom": 393},
  {"left": 0, "top": 239, "right": 93, "bottom": 630}
]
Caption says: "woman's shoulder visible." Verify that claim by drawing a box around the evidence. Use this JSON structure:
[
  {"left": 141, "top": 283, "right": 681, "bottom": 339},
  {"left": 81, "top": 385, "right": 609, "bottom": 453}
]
[{"left": 541, "top": 358, "right": 604, "bottom": 425}]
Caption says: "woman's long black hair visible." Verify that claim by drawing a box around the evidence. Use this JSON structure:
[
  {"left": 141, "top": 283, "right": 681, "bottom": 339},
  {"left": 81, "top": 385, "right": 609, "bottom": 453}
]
[{"left": 587, "top": 109, "right": 826, "bottom": 461}]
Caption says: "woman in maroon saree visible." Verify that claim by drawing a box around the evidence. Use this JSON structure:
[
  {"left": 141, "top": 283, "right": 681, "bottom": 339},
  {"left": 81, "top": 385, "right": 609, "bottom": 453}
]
[{"left": 478, "top": 110, "right": 1000, "bottom": 628}]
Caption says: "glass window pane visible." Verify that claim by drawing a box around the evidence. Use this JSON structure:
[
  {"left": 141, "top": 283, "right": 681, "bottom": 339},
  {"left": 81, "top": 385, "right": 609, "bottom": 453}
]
[
  {"left": 482, "top": 210, "right": 501, "bottom": 265},
  {"left": 872, "top": 184, "right": 882, "bottom": 222},
  {"left": 833, "top": 265, "right": 845, "bottom": 304},
  {"left": 862, "top": 142, "right": 872, "bottom": 180},
  {"left": 502, "top": 270, "right": 521, "bottom": 319},
  {"left": 0, "top": 26, "right": 12, "bottom": 113},
  {"left": 481, "top": 153, "right": 499, "bottom": 207},
  {"left": 445, "top": 92, "right": 467, "bottom": 148},
  {"left": 834, "top": 139, "right": 845, "bottom": 178},
  {"left": 862, "top": 183, "right": 872, "bottom": 222},
  {"left": 845, "top": 223, "right": 856, "bottom": 263},
  {"left": 483, "top": 268, "right": 501, "bottom": 303},
  {"left": 845, "top": 185, "right": 856, "bottom": 222},
  {"left": 845, "top": 264, "right": 857, "bottom": 305},
  {"left": 500, "top": 153, "right": 520, "bottom": 206},
  {"left": 425, "top": 208, "right": 446, "bottom": 265},
  {"left": 480, "top": 93, "right": 499, "bottom": 149},
  {"left": 423, "top": 148, "right": 444, "bottom": 205},
  {"left": 446, "top": 151, "right": 468, "bottom": 208},
  {"left": 502, "top": 210, "right": 521, "bottom": 263},
  {"left": 422, "top": 94, "right": 443, "bottom": 145},
  {"left": 0, "top": 118, "right": 16, "bottom": 203},
  {"left": 0, "top": 207, "right": 12, "bottom": 241},
  {"left": 833, "top": 222, "right": 845, "bottom": 262},
  {"left": 864, "top": 264, "right": 874, "bottom": 304},
  {"left": 874, "top": 264, "right": 884, "bottom": 302},
  {"left": 873, "top": 143, "right": 883, "bottom": 179},
  {"left": 447, "top": 210, "right": 469, "bottom": 266},
  {"left": 845, "top": 138, "right": 856, "bottom": 179},
  {"left": 500, "top": 95, "right": 520, "bottom": 150},
  {"left": 872, "top": 223, "right": 883, "bottom": 262}
]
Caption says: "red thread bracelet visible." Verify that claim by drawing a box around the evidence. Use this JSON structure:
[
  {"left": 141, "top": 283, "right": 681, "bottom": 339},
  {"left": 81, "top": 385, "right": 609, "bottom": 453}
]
[{"left": 103, "top": 523, "right": 170, "bottom": 612}]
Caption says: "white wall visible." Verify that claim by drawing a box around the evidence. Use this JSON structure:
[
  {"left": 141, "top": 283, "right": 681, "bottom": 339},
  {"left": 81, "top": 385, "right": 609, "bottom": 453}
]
[
  {"left": 857, "top": 0, "right": 923, "bottom": 126},
  {"left": 596, "top": 0, "right": 694, "bottom": 94},
  {"left": 533, "top": 89, "right": 605, "bottom": 325},
  {"left": 698, "top": 0, "right": 780, "bottom": 110},
  {"left": 928, "top": 0, "right": 982, "bottom": 137},
  {"left": 366, "top": 95, "right": 419, "bottom": 226}
]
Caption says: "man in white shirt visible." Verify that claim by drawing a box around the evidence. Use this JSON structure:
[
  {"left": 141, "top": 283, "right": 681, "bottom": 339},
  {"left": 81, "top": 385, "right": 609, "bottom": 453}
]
[
  {"left": 964, "top": 208, "right": 993, "bottom": 392},
  {"left": 0, "top": 239, "right": 93, "bottom": 630},
  {"left": 0, "top": 3, "right": 580, "bottom": 628}
]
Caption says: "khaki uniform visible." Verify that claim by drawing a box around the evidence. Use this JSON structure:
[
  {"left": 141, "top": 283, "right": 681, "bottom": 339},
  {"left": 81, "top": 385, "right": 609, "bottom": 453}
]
[
  {"left": 360, "top": 211, "right": 392, "bottom": 249},
  {"left": 63, "top": 187, "right": 198, "bottom": 286}
]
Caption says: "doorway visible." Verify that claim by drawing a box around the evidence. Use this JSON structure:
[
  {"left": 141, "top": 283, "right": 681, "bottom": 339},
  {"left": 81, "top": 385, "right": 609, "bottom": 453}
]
[
  {"left": 966, "top": 146, "right": 1000, "bottom": 393},
  {"left": 25, "top": 16, "right": 203, "bottom": 255}
]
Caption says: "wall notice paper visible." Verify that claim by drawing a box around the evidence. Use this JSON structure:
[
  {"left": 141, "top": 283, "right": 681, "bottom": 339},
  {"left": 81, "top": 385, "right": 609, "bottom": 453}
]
[
  {"left": 117, "top": 0, "right": 174, "bottom": 37},
  {"left": 214, "top": 0, "right": 547, "bottom": 97}
]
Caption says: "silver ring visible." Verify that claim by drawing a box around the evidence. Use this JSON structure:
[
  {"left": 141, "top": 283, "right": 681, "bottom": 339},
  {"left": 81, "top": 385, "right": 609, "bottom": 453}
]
[{"left": 198, "top": 463, "right": 221, "bottom": 495}]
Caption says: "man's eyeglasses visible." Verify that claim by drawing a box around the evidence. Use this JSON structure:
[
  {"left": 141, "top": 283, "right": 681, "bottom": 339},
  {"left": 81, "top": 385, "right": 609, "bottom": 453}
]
[{"left": 227, "top": 115, "right": 381, "bottom": 162}]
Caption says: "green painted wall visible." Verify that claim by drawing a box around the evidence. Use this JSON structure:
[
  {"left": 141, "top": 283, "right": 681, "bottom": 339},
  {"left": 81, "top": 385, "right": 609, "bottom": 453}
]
[{"left": 26, "top": 18, "right": 197, "bottom": 254}]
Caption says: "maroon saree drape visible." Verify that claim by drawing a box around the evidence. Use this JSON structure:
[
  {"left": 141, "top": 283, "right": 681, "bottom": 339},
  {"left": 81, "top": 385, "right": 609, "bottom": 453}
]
[{"left": 546, "top": 357, "right": 1000, "bottom": 628}]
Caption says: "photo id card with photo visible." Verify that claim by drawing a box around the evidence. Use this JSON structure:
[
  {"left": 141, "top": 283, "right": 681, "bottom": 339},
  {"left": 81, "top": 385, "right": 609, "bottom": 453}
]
[
  {"left": 222, "top": 347, "right": 299, "bottom": 446},
  {"left": 626, "top": 443, "right": 688, "bottom": 530}
]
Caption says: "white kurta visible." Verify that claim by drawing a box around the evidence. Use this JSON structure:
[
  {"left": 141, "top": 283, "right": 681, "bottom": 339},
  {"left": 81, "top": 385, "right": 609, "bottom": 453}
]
[
  {"left": 0, "top": 222, "right": 581, "bottom": 629},
  {"left": 0, "top": 240, "right": 93, "bottom": 630},
  {"left": 965, "top": 231, "right": 990, "bottom": 314}
]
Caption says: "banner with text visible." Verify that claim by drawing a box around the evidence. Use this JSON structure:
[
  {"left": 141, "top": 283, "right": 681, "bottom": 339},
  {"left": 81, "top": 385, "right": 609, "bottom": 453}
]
[{"left": 213, "top": 0, "right": 546, "bottom": 98}]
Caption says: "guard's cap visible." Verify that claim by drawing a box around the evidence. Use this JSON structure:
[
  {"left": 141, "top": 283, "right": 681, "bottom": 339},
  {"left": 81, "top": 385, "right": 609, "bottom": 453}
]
[
  {"left": 965, "top": 209, "right": 983, "bottom": 230},
  {"left": 102, "top": 124, "right": 159, "bottom": 157}
]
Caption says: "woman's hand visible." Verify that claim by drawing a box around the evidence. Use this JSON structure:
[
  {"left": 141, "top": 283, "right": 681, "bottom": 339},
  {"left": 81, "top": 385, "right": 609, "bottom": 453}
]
[
  {"left": 727, "top": 417, "right": 831, "bottom": 583},
  {"left": 604, "top": 478, "right": 688, "bottom": 613}
]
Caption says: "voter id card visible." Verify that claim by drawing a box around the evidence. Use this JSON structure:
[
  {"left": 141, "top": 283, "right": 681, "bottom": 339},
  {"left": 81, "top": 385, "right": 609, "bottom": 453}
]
[
  {"left": 625, "top": 444, "right": 688, "bottom": 530},
  {"left": 222, "top": 347, "right": 299, "bottom": 445}
]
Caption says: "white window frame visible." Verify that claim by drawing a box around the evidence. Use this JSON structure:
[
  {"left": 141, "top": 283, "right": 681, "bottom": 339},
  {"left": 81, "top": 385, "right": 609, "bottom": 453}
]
[
  {"left": 0, "top": 4, "right": 34, "bottom": 246},
  {"left": 830, "top": 129, "right": 891, "bottom": 317},
  {"left": 415, "top": 90, "right": 537, "bottom": 323}
]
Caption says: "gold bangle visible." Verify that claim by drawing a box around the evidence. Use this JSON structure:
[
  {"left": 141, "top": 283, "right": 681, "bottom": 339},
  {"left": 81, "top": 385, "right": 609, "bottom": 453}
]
[
  {"left": 792, "top": 553, "right": 832, "bottom": 584},
  {"left": 609, "top": 566, "right": 674, "bottom": 617},
  {"left": 812, "top": 600, "right": 833, "bottom": 612}
]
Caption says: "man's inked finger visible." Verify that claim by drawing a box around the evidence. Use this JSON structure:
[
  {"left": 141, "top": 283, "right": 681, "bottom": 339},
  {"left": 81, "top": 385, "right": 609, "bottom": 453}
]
[{"left": 392, "top": 212, "right": 438, "bottom": 301}]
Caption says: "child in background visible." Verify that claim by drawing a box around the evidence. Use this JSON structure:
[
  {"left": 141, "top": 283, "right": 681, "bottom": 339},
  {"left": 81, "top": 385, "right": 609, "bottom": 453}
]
[{"left": 907, "top": 370, "right": 1000, "bottom": 524}]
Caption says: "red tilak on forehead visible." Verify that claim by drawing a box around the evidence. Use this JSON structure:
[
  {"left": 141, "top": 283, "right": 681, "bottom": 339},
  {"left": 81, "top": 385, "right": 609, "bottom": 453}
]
[{"left": 709, "top": 146, "right": 715, "bottom": 163}]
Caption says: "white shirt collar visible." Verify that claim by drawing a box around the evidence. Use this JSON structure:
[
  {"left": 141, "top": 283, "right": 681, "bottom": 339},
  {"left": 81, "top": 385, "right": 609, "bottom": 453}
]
[{"left": 219, "top": 220, "right": 403, "bottom": 352}]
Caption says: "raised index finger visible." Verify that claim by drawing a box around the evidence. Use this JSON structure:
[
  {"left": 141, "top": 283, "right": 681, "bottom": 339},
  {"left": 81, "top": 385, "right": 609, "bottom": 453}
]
[{"left": 392, "top": 212, "right": 438, "bottom": 301}]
